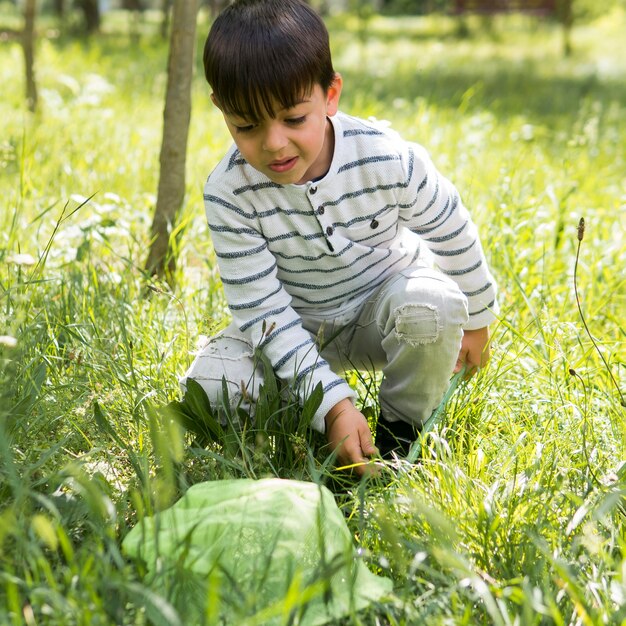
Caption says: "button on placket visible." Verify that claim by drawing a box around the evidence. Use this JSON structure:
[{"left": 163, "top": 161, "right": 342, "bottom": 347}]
[
  {"left": 306, "top": 187, "right": 334, "bottom": 252},
  {"left": 324, "top": 214, "right": 334, "bottom": 252}
]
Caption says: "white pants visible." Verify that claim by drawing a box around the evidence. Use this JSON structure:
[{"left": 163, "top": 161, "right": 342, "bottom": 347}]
[{"left": 180, "top": 266, "right": 469, "bottom": 429}]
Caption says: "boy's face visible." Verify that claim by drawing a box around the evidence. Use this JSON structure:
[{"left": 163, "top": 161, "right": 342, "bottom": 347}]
[{"left": 213, "top": 76, "right": 342, "bottom": 185}]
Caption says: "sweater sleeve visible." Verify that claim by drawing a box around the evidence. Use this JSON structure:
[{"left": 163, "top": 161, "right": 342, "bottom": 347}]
[
  {"left": 397, "top": 142, "right": 498, "bottom": 329},
  {"left": 204, "top": 180, "right": 356, "bottom": 433}
]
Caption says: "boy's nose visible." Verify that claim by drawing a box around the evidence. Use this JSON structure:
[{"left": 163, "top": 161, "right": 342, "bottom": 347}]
[{"left": 262, "top": 125, "right": 288, "bottom": 152}]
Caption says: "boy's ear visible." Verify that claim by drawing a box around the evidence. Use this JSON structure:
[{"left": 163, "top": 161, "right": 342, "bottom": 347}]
[
  {"left": 210, "top": 93, "right": 222, "bottom": 110},
  {"left": 325, "top": 73, "right": 343, "bottom": 117}
]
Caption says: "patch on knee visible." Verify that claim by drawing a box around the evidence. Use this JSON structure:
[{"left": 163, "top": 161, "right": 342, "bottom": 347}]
[{"left": 394, "top": 303, "right": 440, "bottom": 346}]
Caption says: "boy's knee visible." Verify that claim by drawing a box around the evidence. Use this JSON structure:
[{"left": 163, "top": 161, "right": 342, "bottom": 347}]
[
  {"left": 393, "top": 302, "right": 441, "bottom": 347},
  {"left": 387, "top": 271, "right": 468, "bottom": 346},
  {"left": 180, "top": 332, "right": 260, "bottom": 409}
]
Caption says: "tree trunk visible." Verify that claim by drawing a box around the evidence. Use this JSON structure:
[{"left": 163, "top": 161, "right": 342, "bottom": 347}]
[
  {"left": 145, "top": 0, "right": 199, "bottom": 283},
  {"left": 23, "top": 0, "right": 37, "bottom": 113},
  {"left": 78, "top": 0, "right": 101, "bottom": 33},
  {"left": 557, "top": 0, "right": 574, "bottom": 56},
  {"left": 562, "top": 7, "right": 573, "bottom": 56},
  {"left": 53, "top": 0, "right": 65, "bottom": 17},
  {"left": 124, "top": 0, "right": 144, "bottom": 44}
]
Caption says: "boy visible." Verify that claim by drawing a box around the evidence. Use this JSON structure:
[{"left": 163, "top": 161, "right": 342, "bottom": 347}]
[{"left": 182, "top": 0, "right": 498, "bottom": 474}]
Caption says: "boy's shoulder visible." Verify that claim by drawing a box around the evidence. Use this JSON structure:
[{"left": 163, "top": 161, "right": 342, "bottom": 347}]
[
  {"left": 334, "top": 111, "right": 430, "bottom": 173},
  {"left": 335, "top": 111, "right": 430, "bottom": 158}
]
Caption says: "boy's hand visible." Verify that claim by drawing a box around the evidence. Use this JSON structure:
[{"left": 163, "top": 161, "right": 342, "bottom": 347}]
[
  {"left": 455, "top": 326, "right": 490, "bottom": 376},
  {"left": 324, "top": 399, "right": 378, "bottom": 476}
]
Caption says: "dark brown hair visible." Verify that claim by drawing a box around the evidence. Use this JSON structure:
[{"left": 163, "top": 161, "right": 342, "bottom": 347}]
[{"left": 203, "top": 0, "right": 335, "bottom": 123}]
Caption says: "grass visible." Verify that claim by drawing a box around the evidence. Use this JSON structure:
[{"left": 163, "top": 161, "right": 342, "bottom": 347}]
[{"left": 1, "top": 5, "right": 625, "bottom": 624}]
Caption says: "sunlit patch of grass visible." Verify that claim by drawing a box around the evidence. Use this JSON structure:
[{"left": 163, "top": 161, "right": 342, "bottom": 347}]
[{"left": 1, "top": 6, "right": 624, "bottom": 624}]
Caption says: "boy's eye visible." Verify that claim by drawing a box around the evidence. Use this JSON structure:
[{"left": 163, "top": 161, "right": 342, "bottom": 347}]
[
  {"left": 285, "top": 116, "right": 306, "bottom": 126},
  {"left": 234, "top": 124, "right": 255, "bottom": 133}
]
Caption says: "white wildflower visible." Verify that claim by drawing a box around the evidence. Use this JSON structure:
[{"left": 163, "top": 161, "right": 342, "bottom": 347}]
[{"left": 6, "top": 253, "right": 36, "bottom": 266}]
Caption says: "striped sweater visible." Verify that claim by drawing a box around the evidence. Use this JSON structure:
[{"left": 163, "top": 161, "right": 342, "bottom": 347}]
[{"left": 204, "top": 111, "right": 498, "bottom": 431}]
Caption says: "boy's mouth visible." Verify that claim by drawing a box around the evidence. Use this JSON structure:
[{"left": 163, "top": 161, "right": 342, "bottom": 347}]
[{"left": 268, "top": 157, "right": 298, "bottom": 173}]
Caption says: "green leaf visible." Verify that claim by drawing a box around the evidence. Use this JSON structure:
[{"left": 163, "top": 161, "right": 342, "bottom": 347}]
[
  {"left": 183, "top": 378, "right": 215, "bottom": 422},
  {"left": 161, "top": 382, "right": 223, "bottom": 446},
  {"left": 300, "top": 382, "right": 323, "bottom": 428},
  {"left": 258, "top": 350, "right": 279, "bottom": 399}
]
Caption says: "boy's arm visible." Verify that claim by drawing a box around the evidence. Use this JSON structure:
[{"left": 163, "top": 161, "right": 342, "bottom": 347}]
[
  {"left": 324, "top": 398, "right": 378, "bottom": 476},
  {"left": 399, "top": 143, "right": 498, "bottom": 331}
]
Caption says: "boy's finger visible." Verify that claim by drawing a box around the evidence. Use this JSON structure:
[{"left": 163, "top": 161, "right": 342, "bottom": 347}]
[{"left": 360, "top": 433, "right": 377, "bottom": 457}]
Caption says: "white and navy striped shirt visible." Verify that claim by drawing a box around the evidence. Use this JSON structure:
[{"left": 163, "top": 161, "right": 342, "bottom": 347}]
[{"left": 204, "top": 111, "right": 498, "bottom": 431}]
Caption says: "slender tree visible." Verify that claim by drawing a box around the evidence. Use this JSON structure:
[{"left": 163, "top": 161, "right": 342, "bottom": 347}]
[
  {"left": 145, "top": 0, "right": 199, "bottom": 282},
  {"left": 23, "top": 0, "right": 38, "bottom": 113},
  {"left": 554, "top": 0, "right": 616, "bottom": 56},
  {"left": 52, "top": 0, "right": 65, "bottom": 18},
  {"left": 77, "top": 0, "right": 101, "bottom": 33},
  {"left": 556, "top": 0, "right": 574, "bottom": 55}
]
